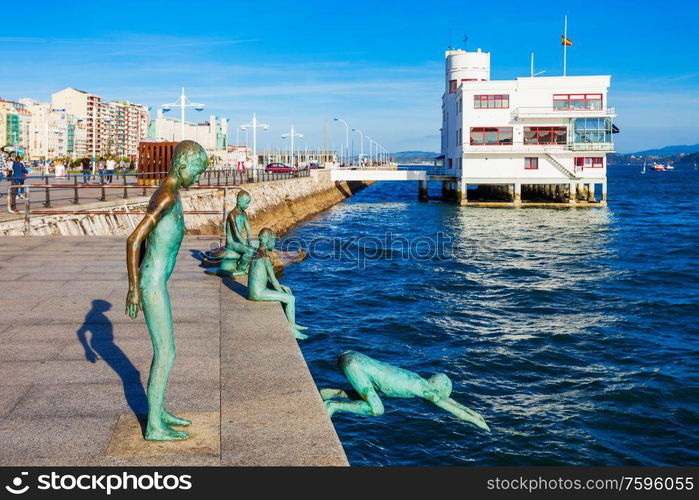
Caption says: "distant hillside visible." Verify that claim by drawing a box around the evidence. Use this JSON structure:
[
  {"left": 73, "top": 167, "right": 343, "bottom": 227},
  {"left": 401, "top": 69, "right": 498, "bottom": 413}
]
[
  {"left": 608, "top": 148, "right": 699, "bottom": 166},
  {"left": 393, "top": 151, "right": 439, "bottom": 163},
  {"left": 632, "top": 144, "right": 699, "bottom": 156}
]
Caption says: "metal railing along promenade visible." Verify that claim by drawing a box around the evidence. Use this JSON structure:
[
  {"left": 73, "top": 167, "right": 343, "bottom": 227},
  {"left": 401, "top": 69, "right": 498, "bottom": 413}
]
[{"left": 3, "top": 168, "right": 311, "bottom": 229}]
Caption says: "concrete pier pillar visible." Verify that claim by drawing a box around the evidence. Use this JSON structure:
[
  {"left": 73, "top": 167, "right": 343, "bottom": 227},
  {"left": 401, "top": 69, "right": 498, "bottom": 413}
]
[
  {"left": 569, "top": 182, "right": 577, "bottom": 204},
  {"left": 418, "top": 179, "right": 428, "bottom": 202},
  {"left": 459, "top": 180, "right": 468, "bottom": 205},
  {"left": 587, "top": 183, "right": 596, "bottom": 202},
  {"left": 441, "top": 180, "right": 450, "bottom": 199},
  {"left": 514, "top": 182, "right": 521, "bottom": 205},
  {"left": 577, "top": 182, "right": 585, "bottom": 201}
]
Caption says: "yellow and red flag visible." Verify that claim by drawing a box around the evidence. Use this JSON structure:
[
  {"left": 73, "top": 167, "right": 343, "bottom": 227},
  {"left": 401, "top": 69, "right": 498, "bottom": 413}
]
[{"left": 561, "top": 35, "right": 572, "bottom": 46}]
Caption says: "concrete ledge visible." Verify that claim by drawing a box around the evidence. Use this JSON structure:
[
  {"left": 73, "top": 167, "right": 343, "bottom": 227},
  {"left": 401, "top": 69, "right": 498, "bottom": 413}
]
[{"left": 218, "top": 275, "right": 347, "bottom": 466}]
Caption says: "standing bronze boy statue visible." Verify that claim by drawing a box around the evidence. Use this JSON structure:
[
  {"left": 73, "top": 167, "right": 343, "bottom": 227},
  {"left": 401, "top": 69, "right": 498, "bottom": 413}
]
[{"left": 125, "top": 141, "right": 208, "bottom": 441}]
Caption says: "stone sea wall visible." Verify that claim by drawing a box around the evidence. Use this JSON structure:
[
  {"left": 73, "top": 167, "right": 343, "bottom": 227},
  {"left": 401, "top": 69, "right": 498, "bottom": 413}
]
[{"left": 0, "top": 170, "right": 372, "bottom": 237}]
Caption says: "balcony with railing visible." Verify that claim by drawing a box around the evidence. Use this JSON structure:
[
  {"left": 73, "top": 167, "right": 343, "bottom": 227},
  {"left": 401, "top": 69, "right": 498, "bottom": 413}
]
[
  {"left": 513, "top": 106, "right": 616, "bottom": 120},
  {"left": 461, "top": 142, "right": 614, "bottom": 153}
]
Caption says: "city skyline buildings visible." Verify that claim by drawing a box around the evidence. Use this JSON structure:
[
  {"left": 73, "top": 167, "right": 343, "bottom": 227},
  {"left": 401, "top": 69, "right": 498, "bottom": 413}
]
[{"left": 1, "top": 1, "right": 697, "bottom": 154}]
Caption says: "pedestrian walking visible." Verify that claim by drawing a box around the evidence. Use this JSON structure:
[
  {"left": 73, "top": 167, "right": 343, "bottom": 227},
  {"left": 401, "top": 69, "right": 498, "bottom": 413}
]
[
  {"left": 0, "top": 153, "right": 7, "bottom": 198},
  {"left": 106, "top": 158, "right": 116, "bottom": 184},
  {"left": 81, "top": 157, "right": 91, "bottom": 184},
  {"left": 98, "top": 161, "right": 106, "bottom": 184},
  {"left": 12, "top": 155, "right": 29, "bottom": 199}
]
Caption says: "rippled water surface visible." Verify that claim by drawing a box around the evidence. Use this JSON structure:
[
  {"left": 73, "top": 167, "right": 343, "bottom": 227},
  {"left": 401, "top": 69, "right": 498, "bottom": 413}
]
[{"left": 281, "top": 166, "right": 699, "bottom": 466}]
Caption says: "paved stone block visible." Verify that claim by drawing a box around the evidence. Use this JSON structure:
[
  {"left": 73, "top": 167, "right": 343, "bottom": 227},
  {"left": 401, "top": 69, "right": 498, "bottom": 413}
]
[
  {"left": 10, "top": 381, "right": 220, "bottom": 418},
  {"left": 0, "top": 416, "right": 116, "bottom": 461},
  {"left": 106, "top": 412, "right": 220, "bottom": 458},
  {"left": 0, "top": 385, "right": 30, "bottom": 418}
]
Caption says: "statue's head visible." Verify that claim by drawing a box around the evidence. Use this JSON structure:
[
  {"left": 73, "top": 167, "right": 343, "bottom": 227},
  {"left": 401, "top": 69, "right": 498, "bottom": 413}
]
[
  {"left": 237, "top": 189, "right": 252, "bottom": 210},
  {"left": 172, "top": 140, "right": 208, "bottom": 187},
  {"left": 427, "top": 373, "right": 452, "bottom": 399},
  {"left": 258, "top": 227, "right": 276, "bottom": 251}
]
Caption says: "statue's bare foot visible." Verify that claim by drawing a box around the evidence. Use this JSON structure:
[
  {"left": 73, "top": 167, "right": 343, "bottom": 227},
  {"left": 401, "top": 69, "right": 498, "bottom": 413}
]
[
  {"left": 145, "top": 424, "right": 189, "bottom": 441},
  {"left": 292, "top": 328, "right": 308, "bottom": 340},
  {"left": 162, "top": 410, "right": 191, "bottom": 427}
]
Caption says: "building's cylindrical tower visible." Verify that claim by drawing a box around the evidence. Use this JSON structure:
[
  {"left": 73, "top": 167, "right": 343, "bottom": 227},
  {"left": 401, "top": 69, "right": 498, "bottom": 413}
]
[{"left": 445, "top": 48, "right": 490, "bottom": 93}]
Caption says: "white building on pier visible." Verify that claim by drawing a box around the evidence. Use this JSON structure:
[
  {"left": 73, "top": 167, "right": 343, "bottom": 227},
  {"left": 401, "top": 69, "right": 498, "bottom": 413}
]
[{"left": 438, "top": 48, "right": 615, "bottom": 204}]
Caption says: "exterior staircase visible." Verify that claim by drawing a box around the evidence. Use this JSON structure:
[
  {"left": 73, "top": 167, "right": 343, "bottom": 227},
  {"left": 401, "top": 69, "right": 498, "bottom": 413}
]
[{"left": 545, "top": 153, "right": 578, "bottom": 180}]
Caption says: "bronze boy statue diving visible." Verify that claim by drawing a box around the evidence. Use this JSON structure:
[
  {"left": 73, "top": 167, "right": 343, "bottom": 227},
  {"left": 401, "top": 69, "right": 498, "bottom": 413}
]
[
  {"left": 204, "top": 189, "right": 258, "bottom": 276},
  {"left": 247, "top": 228, "right": 309, "bottom": 340},
  {"left": 321, "top": 351, "right": 490, "bottom": 431},
  {"left": 125, "top": 140, "right": 208, "bottom": 441}
]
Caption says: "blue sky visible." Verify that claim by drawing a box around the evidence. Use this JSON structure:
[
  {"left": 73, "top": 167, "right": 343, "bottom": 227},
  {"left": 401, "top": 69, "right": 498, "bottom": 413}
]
[{"left": 2, "top": 0, "right": 697, "bottom": 153}]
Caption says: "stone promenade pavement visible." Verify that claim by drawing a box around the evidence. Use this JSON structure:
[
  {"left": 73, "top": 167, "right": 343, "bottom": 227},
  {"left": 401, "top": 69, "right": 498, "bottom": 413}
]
[{"left": 0, "top": 236, "right": 347, "bottom": 466}]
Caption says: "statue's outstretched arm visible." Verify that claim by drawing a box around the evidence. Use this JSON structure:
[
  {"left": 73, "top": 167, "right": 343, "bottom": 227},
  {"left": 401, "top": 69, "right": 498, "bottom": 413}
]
[
  {"left": 243, "top": 217, "right": 253, "bottom": 244},
  {"left": 125, "top": 195, "right": 173, "bottom": 318},
  {"left": 430, "top": 397, "right": 490, "bottom": 432},
  {"left": 231, "top": 211, "right": 248, "bottom": 245},
  {"left": 319, "top": 388, "right": 351, "bottom": 401},
  {"left": 225, "top": 212, "right": 235, "bottom": 247},
  {"left": 265, "top": 259, "right": 289, "bottom": 293}
]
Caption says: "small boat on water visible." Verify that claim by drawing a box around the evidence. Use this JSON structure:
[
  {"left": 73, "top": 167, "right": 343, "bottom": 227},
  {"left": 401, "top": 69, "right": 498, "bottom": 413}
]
[
  {"left": 651, "top": 162, "right": 671, "bottom": 171},
  {"left": 641, "top": 162, "right": 646, "bottom": 174}
]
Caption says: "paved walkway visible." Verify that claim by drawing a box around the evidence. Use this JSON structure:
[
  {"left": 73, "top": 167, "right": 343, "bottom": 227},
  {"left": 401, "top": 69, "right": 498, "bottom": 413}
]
[{"left": 0, "top": 236, "right": 347, "bottom": 466}]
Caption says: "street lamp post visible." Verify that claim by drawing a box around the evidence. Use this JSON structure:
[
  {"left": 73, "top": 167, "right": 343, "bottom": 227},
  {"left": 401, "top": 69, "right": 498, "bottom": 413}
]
[
  {"left": 352, "top": 128, "right": 364, "bottom": 166},
  {"left": 367, "top": 136, "right": 374, "bottom": 166},
  {"left": 161, "top": 87, "right": 205, "bottom": 142},
  {"left": 240, "top": 113, "right": 269, "bottom": 168},
  {"left": 333, "top": 117, "right": 349, "bottom": 166},
  {"left": 281, "top": 124, "right": 303, "bottom": 168}
]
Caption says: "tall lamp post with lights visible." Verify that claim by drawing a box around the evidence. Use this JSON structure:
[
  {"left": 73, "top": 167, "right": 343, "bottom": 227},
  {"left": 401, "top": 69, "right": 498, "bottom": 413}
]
[
  {"left": 240, "top": 113, "right": 269, "bottom": 168},
  {"left": 161, "top": 87, "right": 205, "bottom": 142},
  {"left": 282, "top": 125, "right": 303, "bottom": 168},
  {"left": 351, "top": 127, "right": 365, "bottom": 166},
  {"left": 333, "top": 117, "right": 349, "bottom": 166}
]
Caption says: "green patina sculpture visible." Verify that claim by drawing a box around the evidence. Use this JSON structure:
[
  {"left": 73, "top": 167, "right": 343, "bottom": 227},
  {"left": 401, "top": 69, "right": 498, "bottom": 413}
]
[
  {"left": 321, "top": 351, "right": 490, "bottom": 431},
  {"left": 125, "top": 140, "right": 208, "bottom": 441},
  {"left": 205, "top": 189, "right": 259, "bottom": 276},
  {"left": 247, "top": 228, "right": 309, "bottom": 340}
]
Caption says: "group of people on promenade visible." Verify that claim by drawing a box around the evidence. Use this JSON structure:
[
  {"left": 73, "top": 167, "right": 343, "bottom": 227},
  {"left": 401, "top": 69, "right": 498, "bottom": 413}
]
[
  {"left": 81, "top": 157, "right": 131, "bottom": 184},
  {"left": 0, "top": 151, "right": 30, "bottom": 199}
]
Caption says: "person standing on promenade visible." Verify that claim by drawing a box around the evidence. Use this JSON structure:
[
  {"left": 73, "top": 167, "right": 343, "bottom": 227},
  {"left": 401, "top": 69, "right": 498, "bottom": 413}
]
[
  {"left": 0, "top": 153, "right": 7, "bottom": 198},
  {"left": 11, "top": 155, "right": 28, "bottom": 199},
  {"left": 106, "top": 157, "right": 116, "bottom": 184},
  {"left": 98, "top": 160, "right": 106, "bottom": 185},
  {"left": 81, "top": 157, "right": 91, "bottom": 184},
  {"left": 125, "top": 140, "right": 208, "bottom": 441}
]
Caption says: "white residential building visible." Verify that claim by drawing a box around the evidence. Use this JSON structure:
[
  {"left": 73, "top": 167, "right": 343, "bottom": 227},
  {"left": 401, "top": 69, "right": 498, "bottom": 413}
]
[
  {"left": 104, "top": 101, "right": 150, "bottom": 159},
  {"left": 19, "top": 99, "right": 73, "bottom": 160},
  {"left": 149, "top": 109, "right": 228, "bottom": 153},
  {"left": 51, "top": 87, "right": 148, "bottom": 159},
  {"left": 440, "top": 48, "right": 614, "bottom": 204}
]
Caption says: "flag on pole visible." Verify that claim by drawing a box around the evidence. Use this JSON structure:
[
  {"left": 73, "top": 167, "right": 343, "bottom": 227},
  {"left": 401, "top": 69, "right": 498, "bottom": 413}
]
[{"left": 561, "top": 35, "right": 572, "bottom": 46}]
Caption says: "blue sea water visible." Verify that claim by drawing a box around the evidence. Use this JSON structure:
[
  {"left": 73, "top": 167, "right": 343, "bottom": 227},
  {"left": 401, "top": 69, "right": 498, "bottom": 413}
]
[{"left": 280, "top": 166, "right": 699, "bottom": 466}]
